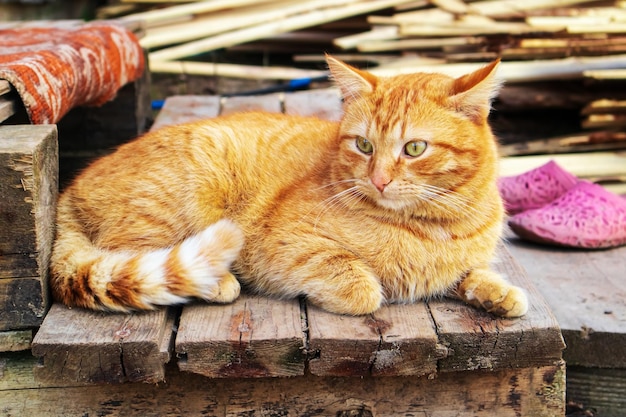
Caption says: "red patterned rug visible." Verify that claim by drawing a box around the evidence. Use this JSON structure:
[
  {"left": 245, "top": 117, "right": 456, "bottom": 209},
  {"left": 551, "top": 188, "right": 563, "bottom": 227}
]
[{"left": 0, "top": 21, "right": 145, "bottom": 124}]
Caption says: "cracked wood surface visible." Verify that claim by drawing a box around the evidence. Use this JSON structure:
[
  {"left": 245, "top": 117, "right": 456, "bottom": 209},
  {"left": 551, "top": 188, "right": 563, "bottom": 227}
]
[
  {"left": 176, "top": 294, "right": 305, "bottom": 378},
  {"left": 0, "top": 124, "right": 58, "bottom": 330},
  {"left": 31, "top": 304, "right": 175, "bottom": 384},
  {"left": 1, "top": 350, "right": 565, "bottom": 416}
]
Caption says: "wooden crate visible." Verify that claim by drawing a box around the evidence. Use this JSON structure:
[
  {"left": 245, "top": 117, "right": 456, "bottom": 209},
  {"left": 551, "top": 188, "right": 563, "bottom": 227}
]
[
  {"left": 23, "top": 91, "right": 566, "bottom": 416},
  {"left": 0, "top": 125, "right": 58, "bottom": 333}
]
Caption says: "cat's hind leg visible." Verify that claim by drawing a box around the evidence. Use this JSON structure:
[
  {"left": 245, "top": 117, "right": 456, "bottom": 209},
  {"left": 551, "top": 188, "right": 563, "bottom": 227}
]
[{"left": 453, "top": 267, "right": 528, "bottom": 317}]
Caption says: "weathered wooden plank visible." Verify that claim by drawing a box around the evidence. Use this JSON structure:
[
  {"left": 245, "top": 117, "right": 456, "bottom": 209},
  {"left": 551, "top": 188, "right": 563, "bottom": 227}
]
[
  {"left": 0, "top": 124, "right": 58, "bottom": 261},
  {"left": 0, "top": 125, "right": 57, "bottom": 330},
  {"left": 0, "top": 277, "right": 47, "bottom": 330},
  {"left": 307, "top": 304, "right": 394, "bottom": 377},
  {"left": 283, "top": 88, "right": 343, "bottom": 121},
  {"left": 151, "top": 95, "right": 221, "bottom": 130},
  {"left": 307, "top": 302, "right": 443, "bottom": 377},
  {"left": 31, "top": 304, "right": 175, "bottom": 384},
  {"left": 0, "top": 350, "right": 566, "bottom": 417},
  {"left": 147, "top": 0, "right": 419, "bottom": 61},
  {"left": 506, "top": 232, "right": 626, "bottom": 368},
  {"left": 567, "top": 366, "right": 626, "bottom": 417},
  {"left": 0, "top": 329, "right": 31, "bottom": 352},
  {"left": 176, "top": 294, "right": 305, "bottom": 378},
  {"left": 431, "top": 244, "right": 565, "bottom": 372},
  {"left": 220, "top": 92, "right": 282, "bottom": 115},
  {"left": 0, "top": 98, "right": 16, "bottom": 124}
]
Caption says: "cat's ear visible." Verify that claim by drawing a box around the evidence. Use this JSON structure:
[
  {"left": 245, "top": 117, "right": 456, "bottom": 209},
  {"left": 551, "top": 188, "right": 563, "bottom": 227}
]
[
  {"left": 449, "top": 59, "right": 502, "bottom": 123},
  {"left": 326, "top": 54, "right": 377, "bottom": 102}
]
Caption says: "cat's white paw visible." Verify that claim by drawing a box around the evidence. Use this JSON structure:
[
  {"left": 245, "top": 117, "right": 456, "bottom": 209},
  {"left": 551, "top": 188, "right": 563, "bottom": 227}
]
[{"left": 178, "top": 219, "right": 244, "bottom": 302}]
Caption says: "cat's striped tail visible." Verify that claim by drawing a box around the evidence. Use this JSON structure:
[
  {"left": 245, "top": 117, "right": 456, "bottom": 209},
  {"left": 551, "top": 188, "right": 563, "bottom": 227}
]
[{"left": 49, "top": 219, "right": 244, "bottom": 312}]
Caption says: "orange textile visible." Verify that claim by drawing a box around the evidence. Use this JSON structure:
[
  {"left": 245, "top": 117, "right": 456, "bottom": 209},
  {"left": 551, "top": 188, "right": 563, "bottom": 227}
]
[{"left": 0, "top": 22, "right": 145, "bottom": 124}]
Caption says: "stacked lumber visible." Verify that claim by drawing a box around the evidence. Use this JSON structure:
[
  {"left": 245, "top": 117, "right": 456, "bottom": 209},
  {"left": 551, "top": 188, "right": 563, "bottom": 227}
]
[{"left": 115, "top": 0, "right": 420, "bottom": 80}]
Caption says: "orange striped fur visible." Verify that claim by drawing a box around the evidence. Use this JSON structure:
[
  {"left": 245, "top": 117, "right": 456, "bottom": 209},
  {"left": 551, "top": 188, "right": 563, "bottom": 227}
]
[{"left": 50, "top": 56, "right": 528, "bottom": 316}]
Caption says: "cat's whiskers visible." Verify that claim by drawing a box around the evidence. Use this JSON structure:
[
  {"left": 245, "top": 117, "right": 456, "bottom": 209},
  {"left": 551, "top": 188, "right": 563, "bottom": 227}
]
[
  {"left": 312, "top": 186, "right": 364, "bottom": 230},
  {"left": 416, "top": 184, "right": 480, "bottom": 217},
  {"left": 294, "top": 180, "right": 364, "bottom": 230},
  {"left": 311, "top": 179, "right": 358, "bottom": 192}
]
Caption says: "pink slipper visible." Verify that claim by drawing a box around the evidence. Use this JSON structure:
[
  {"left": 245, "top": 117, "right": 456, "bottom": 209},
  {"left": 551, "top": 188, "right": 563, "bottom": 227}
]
[
  {"left": 508, "top": 181, "right": 626, "bottom": 249},
  {"left": 498, "top": 160, "right": 579, "bottom": 214}
]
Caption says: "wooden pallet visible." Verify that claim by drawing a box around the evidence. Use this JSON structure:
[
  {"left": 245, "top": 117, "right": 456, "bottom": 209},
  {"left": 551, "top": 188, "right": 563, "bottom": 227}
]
[{"left": 16, "top": 90, "right": 566, "bottom": 416}]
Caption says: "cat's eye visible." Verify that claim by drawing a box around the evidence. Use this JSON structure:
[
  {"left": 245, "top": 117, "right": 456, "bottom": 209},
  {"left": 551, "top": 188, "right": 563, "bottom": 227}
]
[
  {"left": 404, "top": 140, "right": 427, "bottom": 157},
  {"left": 355, "top": 136, "right": 373, "bottom": 154}
]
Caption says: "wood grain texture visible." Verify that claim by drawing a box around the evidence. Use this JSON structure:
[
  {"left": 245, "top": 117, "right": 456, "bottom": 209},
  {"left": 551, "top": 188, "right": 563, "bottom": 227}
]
[
  {"left": 150, "top": 95, "right": 220, "bottom": 130},
  {"left": 431, "top": 244, "right": 565, "bottom": 372},
  {"left": 31, "top": 304, "right": 175, "bottom": 384},
  {"left": 0, "top": 350, "right": 565, "bottom": 417},
  {"left": 0, "top": 329, "right": 31, "bottom": 352},
  {"left": 176, "top": 294, "right": 305, "bottom": 378},
  {"left": 567, "top": 366, "right": 626, "bottom": 417},
  {"left": 0, "top": 98, "right": 16, "bottom": 124},
  {"left": 0, "top": 124, "right": 58, "bottom": 264},
  {"left": 506, "top": 231, "right": 626, "bottom": 368},
  {"left": 0, "top": 277, "right": 47, "bottom": 330},
  {"left": 0, "top": 124, "right": 58, "bottom": 330},
  {"left": 283, "top": 88, "right": 344, "bottom": 121},
  {"left": 307, "top": 302, "right": 444, "bottom": 377}
]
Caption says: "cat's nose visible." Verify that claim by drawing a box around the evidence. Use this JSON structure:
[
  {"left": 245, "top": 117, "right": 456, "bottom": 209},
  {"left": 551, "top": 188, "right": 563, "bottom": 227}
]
[{"left": 371, "top": 176, "right": 391, "bottom": 193}]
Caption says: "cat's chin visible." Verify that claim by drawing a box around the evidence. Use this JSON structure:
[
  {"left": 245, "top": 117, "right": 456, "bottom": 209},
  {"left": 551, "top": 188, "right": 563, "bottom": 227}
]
[{"left": 372, "top": 197, "right": 411, "bottom": 212}]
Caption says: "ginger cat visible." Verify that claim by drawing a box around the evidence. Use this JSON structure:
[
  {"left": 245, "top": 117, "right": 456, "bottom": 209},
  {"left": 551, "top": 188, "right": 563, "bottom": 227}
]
[{"left": 50, "top": 56, "right": 528, "bottom": 317}]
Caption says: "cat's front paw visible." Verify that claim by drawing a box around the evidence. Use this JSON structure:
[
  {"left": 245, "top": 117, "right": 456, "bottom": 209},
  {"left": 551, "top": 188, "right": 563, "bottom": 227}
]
[
  {"left": 458, "top": 269, "right": 528, "bottom": 318},
  {"left": 309, "top": 267, "right": 384, "bottom": 315}
]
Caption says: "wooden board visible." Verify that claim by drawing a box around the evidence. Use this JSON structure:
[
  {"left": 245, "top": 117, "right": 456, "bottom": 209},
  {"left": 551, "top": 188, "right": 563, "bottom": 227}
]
[
  {"left": 307, "top": 302, "right": 444, "bottom": 377},
  {"left": 31, "top": 304, "right": 175, "bottom": 384},
  {"left": 506, "top": 232, "right": 626, "bottom": 368},
  {"left": 0, "top": 98, "right": 16, "bottom": 124},
  {"left": 431, "top": 245, "right": 565, "bottom": 372},
  {"left": 0, "top": 124, "right": 58, "bottom": 330},
  {"left": 567, "top": 365, "right": 626, "bottom": 416},
  {"left": 283, "top": 88, "right": 344, "bottom": 121},
  {"left": 176, "top": 294, "right": 305, "bottom": 378},
  {"left": 0, "top": 329, "right": 31, "bottom": 352},
  {"left": 150, "top": 95, "right": 220, "bottom": 130},
  {"left": 0, "top": 350, "right": 565, "bottom": 416}
]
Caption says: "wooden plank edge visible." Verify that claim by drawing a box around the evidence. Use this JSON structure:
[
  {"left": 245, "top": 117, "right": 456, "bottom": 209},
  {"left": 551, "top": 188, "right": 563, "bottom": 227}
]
[
  {"left": 175, "top": 295, "right": 306, "bottom": 378},
  {"left": 0, "top": 330, "right": 32, "bottom": 352}
]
